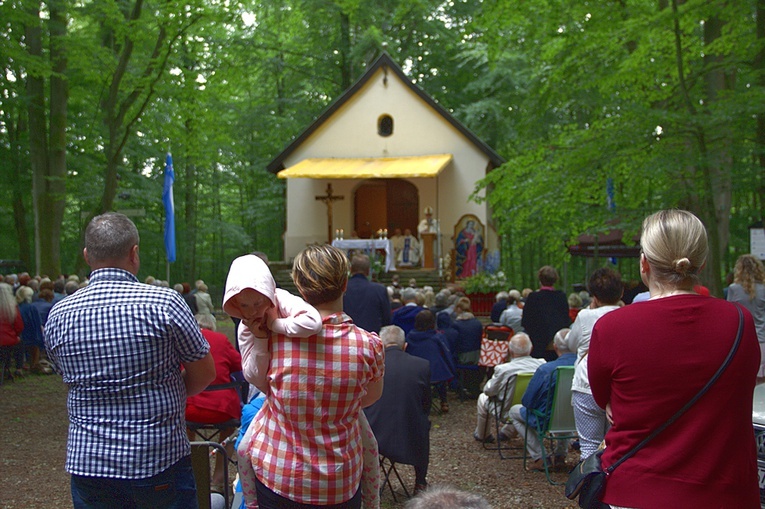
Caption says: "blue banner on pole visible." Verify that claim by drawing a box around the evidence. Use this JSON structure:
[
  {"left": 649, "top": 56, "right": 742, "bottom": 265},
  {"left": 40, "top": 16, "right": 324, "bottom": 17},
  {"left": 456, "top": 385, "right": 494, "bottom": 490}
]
[
  {"left": 606, "top": 177, "right": 615, "bottom": 212},
  {"left": 163, "top": 153, "right": 176, "bottom": 263}
]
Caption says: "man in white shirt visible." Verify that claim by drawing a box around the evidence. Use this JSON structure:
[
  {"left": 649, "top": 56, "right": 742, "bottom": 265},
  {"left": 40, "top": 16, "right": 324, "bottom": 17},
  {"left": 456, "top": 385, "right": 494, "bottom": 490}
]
[
  {"left": 417, "top": 206, "right": 439, "bottom": 236},
  {"left": 473, "top": 332, "right": 545, "bottom": 442}
]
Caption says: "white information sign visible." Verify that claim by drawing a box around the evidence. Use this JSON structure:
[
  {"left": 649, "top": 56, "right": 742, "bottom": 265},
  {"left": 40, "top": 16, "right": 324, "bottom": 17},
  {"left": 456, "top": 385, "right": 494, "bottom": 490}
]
[{"left": 751, "top": 228, "right": 765, "bottom": 261}]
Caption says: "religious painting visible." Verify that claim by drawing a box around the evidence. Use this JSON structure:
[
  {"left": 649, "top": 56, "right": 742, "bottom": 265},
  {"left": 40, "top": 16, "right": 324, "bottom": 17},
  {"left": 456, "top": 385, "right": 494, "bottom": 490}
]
[{"left": 453, "top": 214, "right": 485, "bottom": 278}]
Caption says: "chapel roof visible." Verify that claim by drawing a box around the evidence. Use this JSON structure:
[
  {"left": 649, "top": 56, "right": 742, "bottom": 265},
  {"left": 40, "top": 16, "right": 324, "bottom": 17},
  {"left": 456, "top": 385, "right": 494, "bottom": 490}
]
[{"left": 266, "top": 52, "right": 505, "bottom": 174}]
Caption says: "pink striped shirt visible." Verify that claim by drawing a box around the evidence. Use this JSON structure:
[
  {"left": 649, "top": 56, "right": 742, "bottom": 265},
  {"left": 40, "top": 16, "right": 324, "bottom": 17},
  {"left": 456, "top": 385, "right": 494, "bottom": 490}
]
[{"left": 248, "top": 312, "right": 384, "bottom": 504}]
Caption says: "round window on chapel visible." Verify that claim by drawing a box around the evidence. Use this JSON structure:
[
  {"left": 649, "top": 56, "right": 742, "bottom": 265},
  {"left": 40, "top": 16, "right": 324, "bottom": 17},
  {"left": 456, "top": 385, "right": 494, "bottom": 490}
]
[{"left": 378, "top": 115, "right": 393, "bottom": 137}]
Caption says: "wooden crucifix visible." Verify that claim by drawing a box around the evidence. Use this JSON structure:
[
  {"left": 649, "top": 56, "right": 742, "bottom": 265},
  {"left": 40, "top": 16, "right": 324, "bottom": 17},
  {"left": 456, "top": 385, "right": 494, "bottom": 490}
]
[{"left": 315, "top": 183, "right": 344, "bottom": 243}]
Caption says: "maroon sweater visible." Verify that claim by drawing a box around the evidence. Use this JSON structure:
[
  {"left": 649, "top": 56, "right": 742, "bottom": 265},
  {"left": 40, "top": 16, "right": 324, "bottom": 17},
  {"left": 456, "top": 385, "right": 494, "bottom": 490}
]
[{"left": 590, "top": 295, "right": 760, "bottom": 509}]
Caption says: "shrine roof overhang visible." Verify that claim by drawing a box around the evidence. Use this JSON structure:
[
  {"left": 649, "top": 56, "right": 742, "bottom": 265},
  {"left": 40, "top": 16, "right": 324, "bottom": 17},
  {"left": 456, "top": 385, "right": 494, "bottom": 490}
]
[{"left": 276, "top": 154, "right": 453, "bottom": 179}]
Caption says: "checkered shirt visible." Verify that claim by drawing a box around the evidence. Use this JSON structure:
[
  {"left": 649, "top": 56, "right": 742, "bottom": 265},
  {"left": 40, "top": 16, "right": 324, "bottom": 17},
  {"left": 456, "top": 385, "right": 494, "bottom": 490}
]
[
  {"left": 249, "top": 313, "right": 384, "bottom": 505},
  {"left": 45, "top": 268, "right": 210, "bottom": 479}
]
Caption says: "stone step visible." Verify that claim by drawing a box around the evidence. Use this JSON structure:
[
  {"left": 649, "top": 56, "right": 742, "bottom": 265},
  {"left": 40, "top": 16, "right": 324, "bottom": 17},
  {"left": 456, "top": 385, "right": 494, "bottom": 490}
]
[{"left": 270, "top": 263, "right": 298, "bottom": 295}]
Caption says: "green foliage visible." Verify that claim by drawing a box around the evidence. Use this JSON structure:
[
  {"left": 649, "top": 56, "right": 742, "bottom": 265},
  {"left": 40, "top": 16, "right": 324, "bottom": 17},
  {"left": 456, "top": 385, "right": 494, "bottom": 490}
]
[
  {"left": 0, "top": 0, "right": 761, "bottom": 297},
  {"left": 473, "top": 0, "right": 764, "bottom": 292}
]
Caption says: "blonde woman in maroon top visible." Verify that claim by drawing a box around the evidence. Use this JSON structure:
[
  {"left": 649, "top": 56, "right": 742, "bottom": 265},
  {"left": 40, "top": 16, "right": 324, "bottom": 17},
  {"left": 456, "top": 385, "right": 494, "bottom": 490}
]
[{"left": 589, "top": 210, "right": 760, "bottom": 509}]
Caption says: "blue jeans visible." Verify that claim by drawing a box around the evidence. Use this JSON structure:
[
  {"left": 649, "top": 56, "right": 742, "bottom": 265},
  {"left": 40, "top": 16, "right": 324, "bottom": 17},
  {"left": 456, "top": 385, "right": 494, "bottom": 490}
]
[{"left": 71, "top": 455, "right": 198, "bottom": 509}]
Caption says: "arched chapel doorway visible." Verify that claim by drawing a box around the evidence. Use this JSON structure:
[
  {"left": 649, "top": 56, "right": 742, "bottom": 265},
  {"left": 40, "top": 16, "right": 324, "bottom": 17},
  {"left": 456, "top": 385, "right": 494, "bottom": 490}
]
[{"left": 354, "top": 179, "right": 419, "bottom": 238}]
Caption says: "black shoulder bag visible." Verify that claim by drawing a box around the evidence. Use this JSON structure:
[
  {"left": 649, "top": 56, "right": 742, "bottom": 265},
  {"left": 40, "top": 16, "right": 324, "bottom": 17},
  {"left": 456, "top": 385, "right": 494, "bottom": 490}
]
[{"left": 565, "top": 304, "right": 745, "bottom": 509}]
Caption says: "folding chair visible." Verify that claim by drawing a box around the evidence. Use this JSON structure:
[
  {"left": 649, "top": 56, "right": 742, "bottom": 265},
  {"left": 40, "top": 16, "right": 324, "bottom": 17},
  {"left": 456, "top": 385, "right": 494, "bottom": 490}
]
[
  {"left": 191, "top": 441, "right": 231, "bottom": 509},
  {"left": 186, "top": 379, "right": 249, "bottom": 443},
  {"left": 482, "top": 372, "right": 534, "bottom": 459},
  {"left": 379, "top": 455, "right": 411, "bottom": 503},
  {"left": 522, "top": 366, "right": 577, "bottom": 484}
]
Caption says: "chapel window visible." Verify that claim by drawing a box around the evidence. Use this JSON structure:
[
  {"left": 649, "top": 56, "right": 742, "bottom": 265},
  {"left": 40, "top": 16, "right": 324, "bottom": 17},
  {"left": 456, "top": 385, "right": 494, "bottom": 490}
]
[{"left": 378, "top": 115, "right": 393, "bottom": 137}]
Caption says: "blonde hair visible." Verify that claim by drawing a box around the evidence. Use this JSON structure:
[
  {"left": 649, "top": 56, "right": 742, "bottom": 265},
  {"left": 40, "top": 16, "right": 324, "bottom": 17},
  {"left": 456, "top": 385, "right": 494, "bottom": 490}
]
[
  {"left": 423, "top": 289, "right": 436, "bottom": 308},
  {"left": 641, "top": 209, "right": 707, "bottom": 290},
  {"left": 734, "top": 254, "right": 765, "bottom": 299},
  {"left": 292, "top": 244, "right": 349, "bottom": 305},
  {"left": 507, "top": 289, "right": 522, "bottom": 304},
  {"left": 0, "top": 283, "right": 17, "bottom": 323},
  {"left": 16, "top": 286, "right": 34, "bottom": 304}
]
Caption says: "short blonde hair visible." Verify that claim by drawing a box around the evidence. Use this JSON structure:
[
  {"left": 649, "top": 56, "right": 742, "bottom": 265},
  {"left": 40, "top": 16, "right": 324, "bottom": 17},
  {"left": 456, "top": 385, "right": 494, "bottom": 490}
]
[
  {"left": 641, "top": 209, "right": 707, "bottom": 289},
  {"left": 16, "top": 286, "right": 34, "bottom": 304},
  {"left": 292, "top": 244, "right": 349, "bottom": 305},
  {"left": 568, "top": 293, "right": 582, "bottom": 308}
]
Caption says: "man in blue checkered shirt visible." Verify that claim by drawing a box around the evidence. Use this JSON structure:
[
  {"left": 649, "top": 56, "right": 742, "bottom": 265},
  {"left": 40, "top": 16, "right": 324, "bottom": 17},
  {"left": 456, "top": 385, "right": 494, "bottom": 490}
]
[{"left": 46, "top": 213, "right": 216, "bottom": 509}]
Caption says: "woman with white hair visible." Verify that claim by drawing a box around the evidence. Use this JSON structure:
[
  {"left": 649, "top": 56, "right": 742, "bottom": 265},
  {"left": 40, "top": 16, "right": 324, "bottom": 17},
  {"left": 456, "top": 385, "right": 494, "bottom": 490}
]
[
  {"left": 194, "top": 282, "right": 215, "bottom": 322},
  {"left": 589, "top": 210, "right": 760, "bottom": 508},
  {"left": 0, "top": 282, "right": 24, "bottom": 379}
]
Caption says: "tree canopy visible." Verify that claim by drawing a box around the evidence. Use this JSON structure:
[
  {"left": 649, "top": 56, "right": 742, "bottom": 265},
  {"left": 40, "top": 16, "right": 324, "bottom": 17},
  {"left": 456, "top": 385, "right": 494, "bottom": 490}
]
[{"left": 0, "top": 0, "right": 762, "bottom": 297}]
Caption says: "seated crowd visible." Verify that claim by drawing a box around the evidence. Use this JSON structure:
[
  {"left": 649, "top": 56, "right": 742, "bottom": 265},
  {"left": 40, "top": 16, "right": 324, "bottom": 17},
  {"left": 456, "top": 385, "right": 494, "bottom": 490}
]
[
  {"left": 0, "top": 271, "right": 212, "bottom": 380},
  {"left": 8, "top": 206, "right": 765, "bottom": 509}
]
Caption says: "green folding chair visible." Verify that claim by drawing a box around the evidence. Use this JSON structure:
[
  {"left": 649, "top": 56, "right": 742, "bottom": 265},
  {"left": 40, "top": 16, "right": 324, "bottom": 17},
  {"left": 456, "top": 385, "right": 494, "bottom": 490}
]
[
  {"left": 522, "top": 366, "right": 577, "bottom": 484},
  {"left": 482, "top": 372, "right": 534, "bottom": 459}
]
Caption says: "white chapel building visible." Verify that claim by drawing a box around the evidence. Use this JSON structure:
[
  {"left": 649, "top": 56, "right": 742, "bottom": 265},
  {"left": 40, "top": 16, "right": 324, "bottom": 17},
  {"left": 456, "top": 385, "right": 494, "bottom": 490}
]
[{"left": 267, "top": 53, "right": 505, "bottom": 269}]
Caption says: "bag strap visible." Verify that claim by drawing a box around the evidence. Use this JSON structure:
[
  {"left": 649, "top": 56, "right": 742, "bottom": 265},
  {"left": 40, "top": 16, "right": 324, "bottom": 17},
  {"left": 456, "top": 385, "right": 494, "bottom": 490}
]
[{"left": 606, "top": 303, "right": 745, "bottom": 474}]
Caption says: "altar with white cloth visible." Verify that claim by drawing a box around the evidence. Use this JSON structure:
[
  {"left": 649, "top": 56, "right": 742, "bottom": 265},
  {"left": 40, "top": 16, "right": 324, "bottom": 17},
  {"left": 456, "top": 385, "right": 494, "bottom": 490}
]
[{"left": 331, "top": 239, "right": 395, "bottom": 272}]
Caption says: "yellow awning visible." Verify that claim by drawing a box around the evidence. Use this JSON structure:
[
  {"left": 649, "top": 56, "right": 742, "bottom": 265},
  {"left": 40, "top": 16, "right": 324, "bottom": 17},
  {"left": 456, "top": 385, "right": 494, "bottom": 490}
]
[{"left": 277, "top": 154, "right": 453, "bottom": 179}]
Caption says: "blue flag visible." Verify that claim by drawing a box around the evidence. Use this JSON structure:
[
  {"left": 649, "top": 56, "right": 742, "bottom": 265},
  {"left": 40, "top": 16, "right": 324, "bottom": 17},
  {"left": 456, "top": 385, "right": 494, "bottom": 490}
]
[
  {"left": 162, "top": 153, "right": 176, "bottom": 263},
  {"left": 606, "top": 177, "right": 616, "bottom": 212}
]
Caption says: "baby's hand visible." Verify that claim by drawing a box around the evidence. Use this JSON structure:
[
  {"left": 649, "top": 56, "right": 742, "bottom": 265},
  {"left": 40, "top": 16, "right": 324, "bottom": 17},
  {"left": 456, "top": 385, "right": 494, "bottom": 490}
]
[
  {"left": 264, "top": 307, "right": 278, "bottom": 330},
  {"left": 242, "top": 317, "right": 268, "bottom": 337}
]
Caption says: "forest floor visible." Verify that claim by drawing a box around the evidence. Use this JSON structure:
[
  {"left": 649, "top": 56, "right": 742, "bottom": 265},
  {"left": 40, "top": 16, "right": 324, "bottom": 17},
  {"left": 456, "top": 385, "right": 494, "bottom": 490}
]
[{"left": 0, "top": 318, "right": 578, "bottom": 509}]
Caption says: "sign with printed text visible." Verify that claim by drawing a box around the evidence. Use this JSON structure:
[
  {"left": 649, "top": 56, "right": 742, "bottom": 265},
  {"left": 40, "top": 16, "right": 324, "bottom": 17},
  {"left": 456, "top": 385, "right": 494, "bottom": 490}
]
[{"left": 751, "top": 228, "right": 765, "bottom": 260}]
